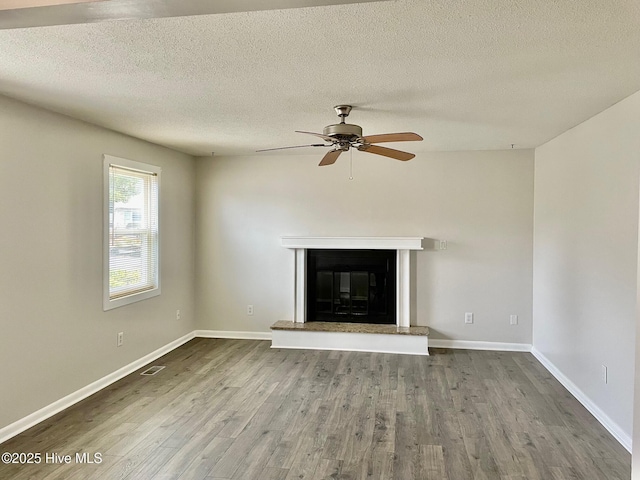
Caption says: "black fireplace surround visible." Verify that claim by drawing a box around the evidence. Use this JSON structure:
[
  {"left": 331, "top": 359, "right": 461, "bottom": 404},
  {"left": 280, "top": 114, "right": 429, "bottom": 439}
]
[{"left": 306, "top": 249, "right": 396, "bottom": 324}]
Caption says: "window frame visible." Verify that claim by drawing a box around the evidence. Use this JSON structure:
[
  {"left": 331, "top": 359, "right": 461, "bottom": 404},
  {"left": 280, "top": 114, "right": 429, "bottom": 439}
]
[{"left": 103, "top": 154, "right": 161, "bottom": 311}]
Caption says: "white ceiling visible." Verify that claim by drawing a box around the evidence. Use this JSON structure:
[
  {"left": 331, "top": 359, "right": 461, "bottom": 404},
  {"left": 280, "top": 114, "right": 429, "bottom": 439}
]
[{"left": 1, "top": 0, "right": 639, "bottom": 156}]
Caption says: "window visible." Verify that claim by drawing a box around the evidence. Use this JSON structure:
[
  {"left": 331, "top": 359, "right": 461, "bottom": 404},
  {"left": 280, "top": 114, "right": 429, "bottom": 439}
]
[{"left": 103, "top": 155, "right": 161, "bottom": 310}]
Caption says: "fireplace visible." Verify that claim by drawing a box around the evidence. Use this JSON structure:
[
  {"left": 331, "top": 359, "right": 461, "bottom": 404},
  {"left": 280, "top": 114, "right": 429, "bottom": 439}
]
[
  {"left": 275, "top": 237, "right": 427, "bottom": 355},
  {"left": 281, "top": 236, "right": 423, "bottom": 328},
  {"left": 307, "top": 249, "right": 396, "bottom": 324}
]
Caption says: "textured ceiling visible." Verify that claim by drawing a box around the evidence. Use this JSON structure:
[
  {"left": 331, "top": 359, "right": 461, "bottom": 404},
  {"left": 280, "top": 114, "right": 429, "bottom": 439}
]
[{"left": 1, "top": 0, "right": 639, "bottom": 156}]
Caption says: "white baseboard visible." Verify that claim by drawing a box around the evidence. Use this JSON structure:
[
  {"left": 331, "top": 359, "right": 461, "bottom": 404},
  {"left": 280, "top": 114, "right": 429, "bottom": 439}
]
[
  {"left": 429, "top": 339, "right": 532, "bottom": 352},
  {"left": 531, "top": 347, "right": 631, "bottom": 453},
  {"left": 194, "top": 330, "right": 271, "bottom": 341},
  {"left": 0, "top": 331, "right": 196, "bottom": 446}
]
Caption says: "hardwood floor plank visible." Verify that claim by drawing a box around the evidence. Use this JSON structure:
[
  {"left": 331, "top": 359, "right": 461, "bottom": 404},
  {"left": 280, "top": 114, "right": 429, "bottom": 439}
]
[
  {"left": 311, "top": 458, "right": 342, "bottom": 480},
  {"left": 231, "top": 430, "right": 284, "bottom": 479},
  {"left": 365, "top": 449, "right": 395, "bottom": 480},
  {"left": 282, "top": 422, "right": 325, "bottom": 480},
  {"left": 205, "top": 427, "right": 264, "bottom": 478},
  {"left": 393, "top": 410, "right": 418, "bottom": 480},
  {"left": 267, "top": 439, "right": 297, "bottom": 469},
  {"left": 216, "top": 382, "right": 279, "bottom": 438},
  {"left": 175, "top": 436, "right": 233, "bottom": 480}
]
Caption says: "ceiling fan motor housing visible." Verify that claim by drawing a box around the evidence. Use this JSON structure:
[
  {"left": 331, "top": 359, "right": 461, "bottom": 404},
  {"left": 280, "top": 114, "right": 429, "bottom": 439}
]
[{"left": 323, "top": 123, "right": 363, "bottom": 141}]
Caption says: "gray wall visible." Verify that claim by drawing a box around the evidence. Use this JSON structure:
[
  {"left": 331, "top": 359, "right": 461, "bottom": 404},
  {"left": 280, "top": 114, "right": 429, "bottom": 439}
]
[
  {"left": 533, "top": 90, "right": 640, "bottom": 444},
  {"left": 195, "top": 149, "right": 534, "bottom": 345},
  {"left": 0, "top": 95, "right": 197, "bottom": 430}
]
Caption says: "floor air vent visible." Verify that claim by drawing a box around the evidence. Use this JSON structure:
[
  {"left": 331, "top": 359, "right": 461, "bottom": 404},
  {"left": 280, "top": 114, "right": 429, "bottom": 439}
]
[{"left": 140, "top": 366, "right": 165, "bottom": 376}]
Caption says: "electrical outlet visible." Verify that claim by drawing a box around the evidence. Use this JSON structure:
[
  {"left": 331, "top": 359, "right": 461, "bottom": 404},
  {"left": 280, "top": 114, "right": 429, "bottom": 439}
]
[
  {"left": 439, "top": 240, "right": 447, "bottom": 250},
  {"left": 117, "top": 332, "right": 124, "bottom": 347},
  {"left": 247, "top": 305, "right": 254, "bottom": 316},
  {"left": 464, "top": 312, "right": 473, "bottom": 324},
  {"left": 176, "top": 309, "right": 181, "bottom": 320},
  {"left": 510, "top": 314, "right": 518, "bottom": 325},
  {"left": 602, "top": 365, "right": 608, "bottom": 384}
]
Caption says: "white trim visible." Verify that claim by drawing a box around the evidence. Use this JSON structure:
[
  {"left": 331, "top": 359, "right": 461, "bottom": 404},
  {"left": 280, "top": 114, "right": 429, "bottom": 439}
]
[
  {"left": 281, "top": 236, "right": 424, "bottom": 250},
  {"left": 194, "top": 330, "right": 272, "bottom": 341},
  {"left": 429, "top": 339, "right": 532, "bottom": 352},
  {"left": 396, "top": 249, "right": 410, "bottom": 328},
  {"left": 0, "top": 331, "right": 195, "bottom": 445},
  {"left": 103, "top": 154, "right": 162, "bottom": 311},
  {"left": 531, "top": 347, "right": 632, "bottom": 452},
  {"left": 271, "top": 329, "right": 429, "bottom": 356},
  {"left": 294, "top": 248, "right": 306, "bottom": 323},
  {"left": 284, "top": 237, "right": 423, "bottom": 327}
]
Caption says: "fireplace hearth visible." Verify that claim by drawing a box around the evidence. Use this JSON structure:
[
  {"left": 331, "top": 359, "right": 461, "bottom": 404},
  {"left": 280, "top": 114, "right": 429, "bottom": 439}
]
[{"left": 306, "top": 249, "right": 396, "bottom": 324}]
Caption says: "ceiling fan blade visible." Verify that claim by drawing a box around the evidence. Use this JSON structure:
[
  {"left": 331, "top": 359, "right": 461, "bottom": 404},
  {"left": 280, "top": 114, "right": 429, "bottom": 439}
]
[
  {"left": 295, "top": 130, "right": 335, "bottom": 142},
  {"left": 256, "top": 143, "right": 329, "bottom": 152},
  {"left": 361, "top": 132, "right": 423, "bottom": 144},
  {"left": 358, "top": 144, "right": 415, "bottom": 161},
  {"left": 319, "top": 149, "right": 342, "bottom": 166}
]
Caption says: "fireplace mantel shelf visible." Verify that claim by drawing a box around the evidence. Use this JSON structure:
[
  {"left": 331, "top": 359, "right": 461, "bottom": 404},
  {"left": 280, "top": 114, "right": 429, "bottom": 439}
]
[{"left": 281, "top": 236, "right": 423, "bottom": 250}]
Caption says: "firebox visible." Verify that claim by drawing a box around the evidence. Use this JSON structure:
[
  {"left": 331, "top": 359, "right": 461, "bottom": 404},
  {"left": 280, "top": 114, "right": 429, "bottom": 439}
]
[{"left": 306, "top": 249, "right": 396, "bottom": 324}]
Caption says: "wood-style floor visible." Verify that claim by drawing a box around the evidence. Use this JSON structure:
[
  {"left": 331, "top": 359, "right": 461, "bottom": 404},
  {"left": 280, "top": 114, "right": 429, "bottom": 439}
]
[{"left": 0, "top": 339, "right": 631, "bottom": 479}]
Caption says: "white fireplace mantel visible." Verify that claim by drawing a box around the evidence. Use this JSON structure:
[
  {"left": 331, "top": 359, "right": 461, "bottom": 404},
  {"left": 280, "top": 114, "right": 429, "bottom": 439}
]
[
  {"left": 281, "top": 236, "right": 424, "bottom": 250},
  {"left": 281, "top": 236, "right": 423, "bottom": 328}
]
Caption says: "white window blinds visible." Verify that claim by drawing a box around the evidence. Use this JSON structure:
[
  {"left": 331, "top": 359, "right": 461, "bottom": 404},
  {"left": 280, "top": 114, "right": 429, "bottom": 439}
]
[{"left": 104, "top": 156, "right": 160, "bottom": 309}]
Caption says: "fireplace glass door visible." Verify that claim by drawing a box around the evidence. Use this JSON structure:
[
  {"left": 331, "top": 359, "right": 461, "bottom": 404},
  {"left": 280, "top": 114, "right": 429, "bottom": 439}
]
[
  {"left": 316, "top": 271, "right": 369, "bottom": 317},
  {"left": 307, "top": 249, "right": 396, "bottom": 324}
]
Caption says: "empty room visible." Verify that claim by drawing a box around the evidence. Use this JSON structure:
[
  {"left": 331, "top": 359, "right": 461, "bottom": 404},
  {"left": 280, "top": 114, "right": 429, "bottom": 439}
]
[{"left": 1, "top": 0, "right": 639, "bottom": 479}]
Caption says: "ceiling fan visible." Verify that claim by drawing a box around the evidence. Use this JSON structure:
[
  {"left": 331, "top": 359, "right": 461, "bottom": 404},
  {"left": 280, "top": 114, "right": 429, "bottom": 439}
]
[{"left": 257, "top": 105, "right": 423, "bottom": 166}]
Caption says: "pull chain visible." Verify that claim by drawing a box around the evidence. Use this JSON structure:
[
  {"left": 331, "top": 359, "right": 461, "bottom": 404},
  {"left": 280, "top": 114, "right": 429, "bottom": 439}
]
[{"left": 349, "top": 148, "right": 354, "bottom": 180}]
